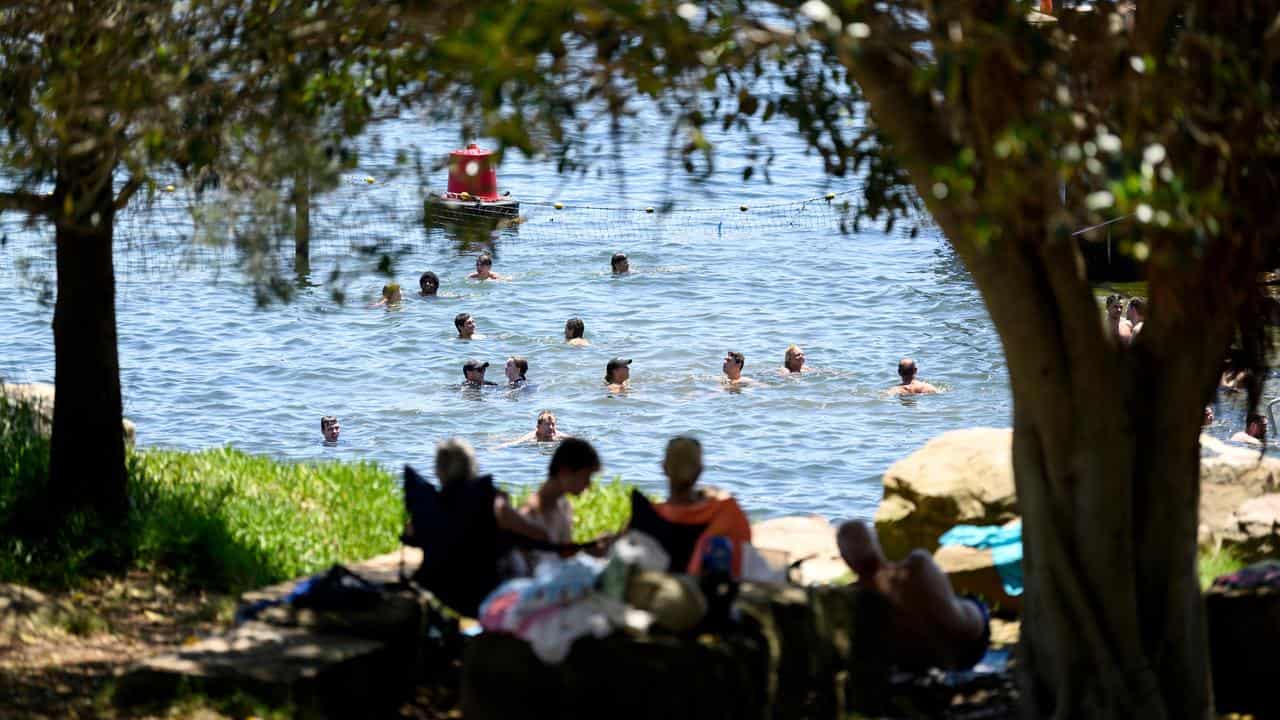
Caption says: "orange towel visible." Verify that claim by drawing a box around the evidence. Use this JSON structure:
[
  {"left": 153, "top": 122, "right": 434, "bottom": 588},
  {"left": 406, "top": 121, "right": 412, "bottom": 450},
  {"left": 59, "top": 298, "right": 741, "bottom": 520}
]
[{"left": 654, "top": 496, "right": 752, "bottom": 576}]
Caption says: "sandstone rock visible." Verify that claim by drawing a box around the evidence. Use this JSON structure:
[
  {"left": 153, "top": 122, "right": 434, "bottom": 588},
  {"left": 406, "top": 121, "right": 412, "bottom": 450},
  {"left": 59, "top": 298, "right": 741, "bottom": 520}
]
[
  {"left": 1226, "top": 494, "right": 1280, "bottom": 563},
  {"left": 874, "top": 428, "right": 1018, "bottom": 559},
  {"left": 751, "top": 515, "right": 849, "bottom": 585},
  {"left": 1, "top": 381, "right": 136, "bottom": 446},
  {"left": 1198, "top": 435, "right": 1280, "bottom": 555}
]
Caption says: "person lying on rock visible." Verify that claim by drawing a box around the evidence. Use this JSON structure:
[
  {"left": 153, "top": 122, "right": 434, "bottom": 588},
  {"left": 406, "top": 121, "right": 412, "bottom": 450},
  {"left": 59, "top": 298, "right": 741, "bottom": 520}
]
[{"left": 836, "top": 520, "right": 989, "bottom": 670}]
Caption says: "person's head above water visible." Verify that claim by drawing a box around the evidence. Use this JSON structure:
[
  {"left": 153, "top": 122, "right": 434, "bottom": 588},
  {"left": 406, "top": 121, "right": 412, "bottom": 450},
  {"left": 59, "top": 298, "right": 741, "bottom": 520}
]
[
  {"left": 548, "top": 437, "right": 600, "bottom": 495},
  {"left": 419, "top": 271, "right": 439, "bottom": 296},
  {"left": 454, "top": 312, "right": 475, "bottom": 339},
  {"left": 474, "top": 253, "right": 494, "bottom": 276},
  {"left": 321, "top": 415, "right": 340, "bottom": 442},
  {"left": 535, "top": 410, "right": 558, "bottom": 441},
  {"left": 611, "top": 252, "right": 630, "bottom": 274},
  {"left": 463, "top": 359, "right": 489, "bottom": 384},
  {"left": 435, "top": 437, "right": 478, "bottom": 488},
  {"left": 662, "top": 435, "right": 703, "bottom": 494},
  {"left": 606, "top": 357, "right": 632, "bottom": 384},
  {"left": 898, "top": 358, "right": 919, "bottom": 382},
  {"left": 506, "top": 356, "right": 528, "bottom": 384},
  {"left": 783, "top": 344, "right": 806, "bottom": 373},
  {"left": 565, "top": 317, "right": 585, "bottom": 340},
  {"left": 1247, "top": 413, "right": 1268, "bottom": 440},
  {"left": 381, "top": 283, "right": 402, "bottom": 303},
  {"left": 723, "top": 351, "right": 745, "bottom": 379}
]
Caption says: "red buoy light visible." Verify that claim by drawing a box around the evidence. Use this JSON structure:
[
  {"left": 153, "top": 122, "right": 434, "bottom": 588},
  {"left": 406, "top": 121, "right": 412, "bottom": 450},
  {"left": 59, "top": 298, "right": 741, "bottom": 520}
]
[{"left": 446, "top": 143, "right": 500, "bottom": 201}]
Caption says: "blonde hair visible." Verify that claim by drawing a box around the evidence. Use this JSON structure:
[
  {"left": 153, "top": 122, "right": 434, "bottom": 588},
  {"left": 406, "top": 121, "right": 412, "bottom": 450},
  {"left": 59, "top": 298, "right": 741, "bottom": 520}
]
[
  {"left": 382, "top": 283, "right": 402, "bottom": 299},
  {"left": 435, "top": 437, "right": 477, "bottom": 487},
  {"left": 784, "top": 344, "right": 802, "bottom": 364}
]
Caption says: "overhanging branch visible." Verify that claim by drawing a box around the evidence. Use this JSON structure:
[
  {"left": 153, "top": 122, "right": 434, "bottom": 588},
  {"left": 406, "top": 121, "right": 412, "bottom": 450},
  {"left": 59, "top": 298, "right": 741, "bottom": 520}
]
[
  {"left": 0, "top": 190, "right": 55, "bottom": 216},
  {"left": 114, "top": 176, "right": 144, "bottom": 210}
]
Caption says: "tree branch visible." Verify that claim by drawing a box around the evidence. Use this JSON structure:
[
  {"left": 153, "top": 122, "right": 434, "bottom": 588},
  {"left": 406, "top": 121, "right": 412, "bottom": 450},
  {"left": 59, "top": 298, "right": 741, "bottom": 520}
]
[
  {"left": 0, "top": 190, "right": 55, "bottom": 216},
  {"left": 114, "top": 176, "right": 144, "bottom": 210}
]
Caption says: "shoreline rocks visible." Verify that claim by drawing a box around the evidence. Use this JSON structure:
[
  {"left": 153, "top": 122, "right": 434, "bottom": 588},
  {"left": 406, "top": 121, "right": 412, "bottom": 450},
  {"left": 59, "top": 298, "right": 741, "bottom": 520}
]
[{"left": 1, "top": 381, "right": 136, "bottom": 446}]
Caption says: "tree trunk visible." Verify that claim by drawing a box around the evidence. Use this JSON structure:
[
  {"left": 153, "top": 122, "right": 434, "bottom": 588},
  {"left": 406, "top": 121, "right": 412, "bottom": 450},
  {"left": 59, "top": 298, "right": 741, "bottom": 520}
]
[
  {"left": 294, "top": 171, "right": 311, "bottom": 276},
  {"left": 48, "top": 162, "right": 128, "bottom": 526}
]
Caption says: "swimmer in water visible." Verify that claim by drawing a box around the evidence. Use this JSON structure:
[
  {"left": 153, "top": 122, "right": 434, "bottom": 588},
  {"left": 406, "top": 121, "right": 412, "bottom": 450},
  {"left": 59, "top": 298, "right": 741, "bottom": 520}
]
[
  {"left": 321, "top": 415, "right": 340, "bottom": 444},
  {"left": 462, "top": 359, "right": 498, "bottom": 388},
  {"left": 564, "top": 317, "right": 589, "bottom": 347},
  {"left": 887, "top": 358, "right": 939, "bottom": 395},
  {"left": 722, "top": 351, "right": 758, "bottom": 387},
  {"left": 504, "top": 410, "right": 567, "bottom": 447},
  {"left": 455, "top": 312, "right": 479, "bottom": 340},
  {"left": 611, "top": 252, "right": 630, "bottom": 275},
  {"left": 605, "top": 357, "right": 632, "bottom": 392},
  {"left": 1230, "top": 414, "right": 1267, "bottom": 446},
  {"left": 780, "top": 344, "right": 811, "bottom": 375},
  {"left": 505, "top": 356, "right": 529, "bottom": 388},
  {"left": 373, "top": 282, "right": 402, "bottom": 307},
  {"left": 419, "top": 271, "right": 440, "bottom": 297},
  {"left": 468, "top": 252, "right": 505, "bottom": 281}
]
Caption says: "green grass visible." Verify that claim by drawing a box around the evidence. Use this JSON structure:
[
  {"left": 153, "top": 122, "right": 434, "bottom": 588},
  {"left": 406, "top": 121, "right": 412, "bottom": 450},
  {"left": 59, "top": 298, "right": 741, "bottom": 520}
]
[
  {"left": 1198, "top": 546, "right": 1245, "bottom": 591},
  {"left": 506, "top": 476, "right": 640, "bottom": 542},
  {"left": 1, "top": 396, "right": 403, "bottom": 592}
]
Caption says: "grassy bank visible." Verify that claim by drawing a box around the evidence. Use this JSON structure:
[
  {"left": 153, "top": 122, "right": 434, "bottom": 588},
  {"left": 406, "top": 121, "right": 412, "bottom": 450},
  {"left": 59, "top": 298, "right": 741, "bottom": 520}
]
[{"left": 2, "top": 398, "right": 635, "bottom": 592}]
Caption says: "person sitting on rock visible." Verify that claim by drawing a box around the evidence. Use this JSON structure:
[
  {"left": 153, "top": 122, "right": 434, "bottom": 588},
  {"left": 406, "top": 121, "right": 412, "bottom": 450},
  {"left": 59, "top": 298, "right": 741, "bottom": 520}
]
[
  {"left": 1230, "top": 414, "right": 1267, "bottom": 446},
  {"left": 836, "top": 520, "right": 990, "bottom": 670},
  {"left": 628, "top": 436, "right": 752, "bottom": 576},
  {"left": 887, "top": 358, "right": 939, "bottom": 396}
]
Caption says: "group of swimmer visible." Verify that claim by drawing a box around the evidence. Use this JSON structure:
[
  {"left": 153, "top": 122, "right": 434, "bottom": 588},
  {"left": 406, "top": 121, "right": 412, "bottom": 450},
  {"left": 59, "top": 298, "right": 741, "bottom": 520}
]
[{"left": 324, "top": 250, "right": 942, "bottom": 445}]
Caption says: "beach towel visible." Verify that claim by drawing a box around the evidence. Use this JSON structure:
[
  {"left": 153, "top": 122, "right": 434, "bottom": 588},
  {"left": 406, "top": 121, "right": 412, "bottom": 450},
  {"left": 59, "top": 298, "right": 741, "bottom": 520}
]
[{"left": 938, "top": 523, "right": 1024, "bottom": 596}]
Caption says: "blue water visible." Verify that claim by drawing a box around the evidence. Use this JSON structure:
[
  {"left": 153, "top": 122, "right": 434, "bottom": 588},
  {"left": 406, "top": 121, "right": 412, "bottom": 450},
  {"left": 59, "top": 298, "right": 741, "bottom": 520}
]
[{"left": 4, "top": 115, "right": 1248, "bottom": 522}]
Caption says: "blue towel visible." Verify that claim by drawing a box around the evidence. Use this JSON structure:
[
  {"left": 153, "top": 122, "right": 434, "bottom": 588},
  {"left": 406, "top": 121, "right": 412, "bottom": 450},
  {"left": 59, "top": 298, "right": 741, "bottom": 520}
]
[{"left": 938, "top": 524, "right": 1023, "bottom": 596}]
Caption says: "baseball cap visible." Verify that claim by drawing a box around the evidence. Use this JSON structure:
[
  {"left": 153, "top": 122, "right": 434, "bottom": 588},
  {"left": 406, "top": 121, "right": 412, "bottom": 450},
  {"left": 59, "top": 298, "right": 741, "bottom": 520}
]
[
  {"left": 463, "top": 359, "right": 489, "bottom": 373},
  {"left": 606, "top": 357, "right": 633, "bottom": 372}
]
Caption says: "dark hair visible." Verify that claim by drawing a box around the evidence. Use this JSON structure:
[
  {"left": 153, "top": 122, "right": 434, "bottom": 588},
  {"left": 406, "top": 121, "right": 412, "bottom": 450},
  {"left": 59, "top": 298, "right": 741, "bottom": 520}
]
[
  {"left": 549, "top": 437, "right": 600, "bottom": 477},
  {"left": 454, "top": 312, "right": 471, "bottom": 331},
  {"left": 898, "top": 357, "right": 917, "bottom": 379},
  {"left": 321, "top": 415, "right": 338, "bottom": 430},
  {"left": 1248, "top": 414, "right": 1267, "bottom": 425},
  {"left": 565, "top": 317, "right": 585, "bottom": 339},
  {"left": 419, "top": 271, "right": 439, "bottom": 290},
  {"left": 727, "top": 351, "right": 744, "bottom": 368},
  {"left": 510, "top": 356, "right": 528, "bottom": 379},
  {"left": 1105, "top": 293, "right": 1124, "bottom": 309},
  {"left": 611, "top": 252, "right": 628, "bottom": 270},
  {"left": 1128, "top": 297, "right": 1146, "bottom": 314},
  {"left": 476, "top": 253, "right": 493, "bottom": 267}
]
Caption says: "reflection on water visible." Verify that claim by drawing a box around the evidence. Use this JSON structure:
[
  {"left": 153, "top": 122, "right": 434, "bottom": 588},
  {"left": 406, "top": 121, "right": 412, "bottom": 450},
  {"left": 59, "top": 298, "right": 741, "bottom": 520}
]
[{"left": 11, "top": 117, "right": 1259, "bottom": 522}]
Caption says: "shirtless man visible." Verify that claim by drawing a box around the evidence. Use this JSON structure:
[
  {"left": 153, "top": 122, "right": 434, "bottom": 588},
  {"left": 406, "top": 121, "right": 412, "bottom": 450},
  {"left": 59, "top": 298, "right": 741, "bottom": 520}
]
[
  {"left": 888, "top": 358, "right": 939, "bottom": 395},
  {"left": 605, "top": 357, "right": 632, "bottom": 392},
  {"left": 468, "top": 252, "right": 505, "bottom": 281},
  {"left": 564, "top": 317, "right": 590, "bottom": 346},
  {"left": 455, "top": 312, "right": 478, "bottom": 340},
  {"left": 611, "top": 252, "right": 630, "bottom": 275},
  {"left": 502, "top": 410, "right": 567, "bottom": 447},
  {"left": 1231, "top": 414, "right": 1267, "bottom": 446},
  {"left": 722, "top": 351, "right": 757, "bottom": 386},
  {"left": 780, "top": 344, "right": 811, "bottom": 374},
  {"left": 1105, "top": 294, "right": 1133, "bottom": 344},
  {"left": 321, "top": 415, "right": 340, "bottom": 444}
]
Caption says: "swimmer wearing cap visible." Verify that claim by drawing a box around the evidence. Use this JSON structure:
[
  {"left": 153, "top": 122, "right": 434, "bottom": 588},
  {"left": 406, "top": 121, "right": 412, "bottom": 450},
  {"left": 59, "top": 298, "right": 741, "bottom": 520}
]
[
  {"left": 463, "top": 359, "right": 498, "bottom": 387},
  {"left": 605, "top": 357, "right": 632, "bottom": 392}
]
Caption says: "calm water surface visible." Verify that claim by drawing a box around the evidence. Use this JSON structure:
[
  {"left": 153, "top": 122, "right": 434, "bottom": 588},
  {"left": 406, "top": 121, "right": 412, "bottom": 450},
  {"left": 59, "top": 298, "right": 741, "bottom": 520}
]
[{"left": 4, "top": 116, "right": 1258, "bottom": 522}]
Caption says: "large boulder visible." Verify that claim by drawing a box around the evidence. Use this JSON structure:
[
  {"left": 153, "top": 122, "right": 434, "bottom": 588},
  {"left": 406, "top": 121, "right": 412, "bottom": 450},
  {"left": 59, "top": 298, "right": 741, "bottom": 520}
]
[
  {"left": 874, "top": 428, "right": 1018, "bottom": 560},
  {"left": 1197, "top": 435, "right": 1280, "bottom": 560},
  {"left": 750, "top": 515, "right": 849, "bottom": 585},
  {"left": 1, "top": 381, "right": 136, "bottom": 446}
]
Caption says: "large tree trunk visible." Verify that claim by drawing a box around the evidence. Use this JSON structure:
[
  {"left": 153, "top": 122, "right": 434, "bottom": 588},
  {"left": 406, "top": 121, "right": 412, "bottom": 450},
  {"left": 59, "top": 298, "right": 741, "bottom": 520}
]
[{"left": 48, "top": 160, "right": 128, "bottom": 526}]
